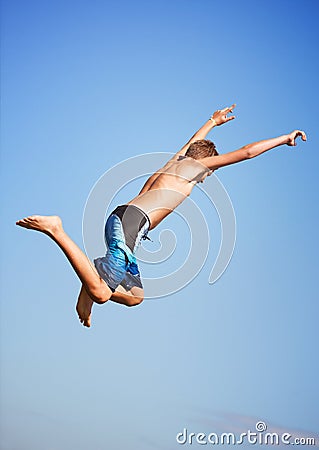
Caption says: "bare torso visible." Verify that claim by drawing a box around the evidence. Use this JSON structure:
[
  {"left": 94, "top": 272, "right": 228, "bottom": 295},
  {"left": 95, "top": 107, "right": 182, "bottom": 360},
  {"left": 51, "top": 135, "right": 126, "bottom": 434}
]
[{"left": 128, "top": 156, "right": 211, "bottom": 229}]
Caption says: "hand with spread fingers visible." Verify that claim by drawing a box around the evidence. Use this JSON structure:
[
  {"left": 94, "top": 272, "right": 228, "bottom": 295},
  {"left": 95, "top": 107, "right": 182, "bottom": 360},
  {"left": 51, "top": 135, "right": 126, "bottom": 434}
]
[
  {"left": 286, "top": 130, "right": 307, "bottom": 146},
  {"left": 211, "top": 104, "right": 236, "bottom": 126}
]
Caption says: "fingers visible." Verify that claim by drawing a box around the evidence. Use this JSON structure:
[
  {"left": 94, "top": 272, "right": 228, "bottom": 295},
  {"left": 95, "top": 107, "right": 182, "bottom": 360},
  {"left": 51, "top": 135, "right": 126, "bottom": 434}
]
[
  {"left": 221, "top": 103, "right": 236, "bottom": 113},
  {"left": 214, "top": 103, "right": 236, "bottom": 124},
  {"left": 294, "top": 130, "right": 307, "bottom": 142}
]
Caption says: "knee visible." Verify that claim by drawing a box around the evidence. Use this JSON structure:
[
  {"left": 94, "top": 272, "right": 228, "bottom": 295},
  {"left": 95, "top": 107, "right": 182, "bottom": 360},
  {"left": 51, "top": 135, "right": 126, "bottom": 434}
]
[
  {"left": 90, "top": 286, "right": 111, "bottom": 305},
  {"left": 94, "top": 296, "right": 109, "bottom": 305},
  {"left": 128, "top": 295, "right": 144, "bottom": 307}
]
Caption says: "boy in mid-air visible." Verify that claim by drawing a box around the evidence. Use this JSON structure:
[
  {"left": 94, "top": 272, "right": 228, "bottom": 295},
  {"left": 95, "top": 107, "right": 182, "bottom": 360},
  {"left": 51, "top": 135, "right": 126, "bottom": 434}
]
[{"left": 16, "top": 104, "right": 307, "bottom": 327}]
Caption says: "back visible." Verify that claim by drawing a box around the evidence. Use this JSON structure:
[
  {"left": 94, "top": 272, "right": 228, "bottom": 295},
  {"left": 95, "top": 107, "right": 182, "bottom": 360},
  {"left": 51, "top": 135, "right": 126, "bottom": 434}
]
[{"left": 128, "top": 156, "right": 211, "bottom": 229}]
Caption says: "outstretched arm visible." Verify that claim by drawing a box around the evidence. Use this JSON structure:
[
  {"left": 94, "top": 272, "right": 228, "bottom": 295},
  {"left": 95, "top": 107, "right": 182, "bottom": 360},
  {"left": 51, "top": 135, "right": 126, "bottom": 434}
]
[
  {"left": 137, "top": 104, "right": 236, "bottom": 195},
  {"left": 199, "top": 130, "right": 307, "bottom": 171}
]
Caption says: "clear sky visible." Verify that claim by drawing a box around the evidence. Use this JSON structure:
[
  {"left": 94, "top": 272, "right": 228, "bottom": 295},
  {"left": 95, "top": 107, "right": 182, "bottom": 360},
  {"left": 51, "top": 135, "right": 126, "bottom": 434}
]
[{"left": 1, "top": 0, "right": 318, "bottom": 449}]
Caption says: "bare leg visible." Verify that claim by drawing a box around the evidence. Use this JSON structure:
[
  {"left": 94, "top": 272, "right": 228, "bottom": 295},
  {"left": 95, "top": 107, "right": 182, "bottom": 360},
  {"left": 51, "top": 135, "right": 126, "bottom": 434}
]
[
  {"left": 16, "top": 215, "right": 112, "bottom": 305},
  {"left": 110, "top": 285, "right": 144, "bottom": 307}
]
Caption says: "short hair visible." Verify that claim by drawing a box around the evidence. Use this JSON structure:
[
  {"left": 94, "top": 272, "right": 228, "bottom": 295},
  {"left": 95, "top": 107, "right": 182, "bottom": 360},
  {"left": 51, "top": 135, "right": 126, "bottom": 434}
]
[{"left": 185, "top": 139, "right": 218, "bottom": 160}]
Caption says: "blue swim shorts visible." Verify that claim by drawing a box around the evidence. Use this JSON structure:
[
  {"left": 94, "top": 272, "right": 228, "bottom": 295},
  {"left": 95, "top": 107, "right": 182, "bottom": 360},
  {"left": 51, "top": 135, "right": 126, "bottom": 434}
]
[{"left": 94, "top": 204, "right": 150, "bottom": 292}]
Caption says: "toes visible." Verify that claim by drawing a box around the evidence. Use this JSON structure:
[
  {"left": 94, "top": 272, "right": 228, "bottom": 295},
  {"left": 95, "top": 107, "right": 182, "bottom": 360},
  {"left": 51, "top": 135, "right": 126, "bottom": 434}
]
[
  {"left": 16, "top": 218, "right": 33, "bottom": 227},
  {"left": 16, "top": 216, "right": 39, "bottom": 226},
  {"left": 77, "top": 313, "right": 91, "bottom": 327},
  {"left": 16, "top": 221, "right": 29, "bottom": 228}
]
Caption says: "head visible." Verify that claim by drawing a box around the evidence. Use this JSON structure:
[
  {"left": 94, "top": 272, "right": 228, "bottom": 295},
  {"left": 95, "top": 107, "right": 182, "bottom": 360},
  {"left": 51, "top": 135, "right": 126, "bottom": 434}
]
[{"left": 185, "top": 139, "right": 218, "bottom": 160}]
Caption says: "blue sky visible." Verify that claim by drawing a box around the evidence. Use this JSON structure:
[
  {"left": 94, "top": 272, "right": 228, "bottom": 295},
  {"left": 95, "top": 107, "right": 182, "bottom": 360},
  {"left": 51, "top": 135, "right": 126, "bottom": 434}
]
[{"left": 1, "top": 0, "right": 318, "bottom": 449}]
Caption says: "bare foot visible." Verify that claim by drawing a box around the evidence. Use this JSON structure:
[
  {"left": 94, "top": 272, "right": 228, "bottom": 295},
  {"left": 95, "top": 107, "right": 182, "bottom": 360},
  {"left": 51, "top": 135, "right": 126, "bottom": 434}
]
[
  {"left": 16, "top": 215, "right": 63, "bottom": 236},
  {"left": 76, "top": 286, "right": 94, "bottom": 328}
]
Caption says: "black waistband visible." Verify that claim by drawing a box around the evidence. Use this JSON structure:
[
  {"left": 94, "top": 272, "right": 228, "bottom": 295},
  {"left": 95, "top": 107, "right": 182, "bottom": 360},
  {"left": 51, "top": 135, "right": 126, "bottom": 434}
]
[
  {"left": 111, "top": 204, "right": 150, "bottom": 251},
  {"left": 112, "top": 204, "right": 150, "bottom": 227}
]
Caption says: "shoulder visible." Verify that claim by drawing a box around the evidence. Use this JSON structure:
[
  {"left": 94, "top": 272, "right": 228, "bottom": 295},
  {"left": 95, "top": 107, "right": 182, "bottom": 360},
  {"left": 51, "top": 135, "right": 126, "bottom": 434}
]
[{"left": 174, "top": 156, "right": 211, "bottom": 181}]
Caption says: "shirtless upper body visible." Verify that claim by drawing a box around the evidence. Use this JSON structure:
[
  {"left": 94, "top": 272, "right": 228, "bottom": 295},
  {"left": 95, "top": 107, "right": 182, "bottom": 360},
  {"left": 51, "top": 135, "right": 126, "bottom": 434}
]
[
  {"left": 128, "top": 156, "right": 211, "bottom": 228},
  {"left": 128, "top": 104, "right": 307, "bottom": 229}
]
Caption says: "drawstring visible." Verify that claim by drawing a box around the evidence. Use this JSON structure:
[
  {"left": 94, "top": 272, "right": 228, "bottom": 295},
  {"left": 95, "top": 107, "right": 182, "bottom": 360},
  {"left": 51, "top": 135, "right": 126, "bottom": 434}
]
[{"left": 142, "top": 227, "right": 152, "bottom": 242}]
